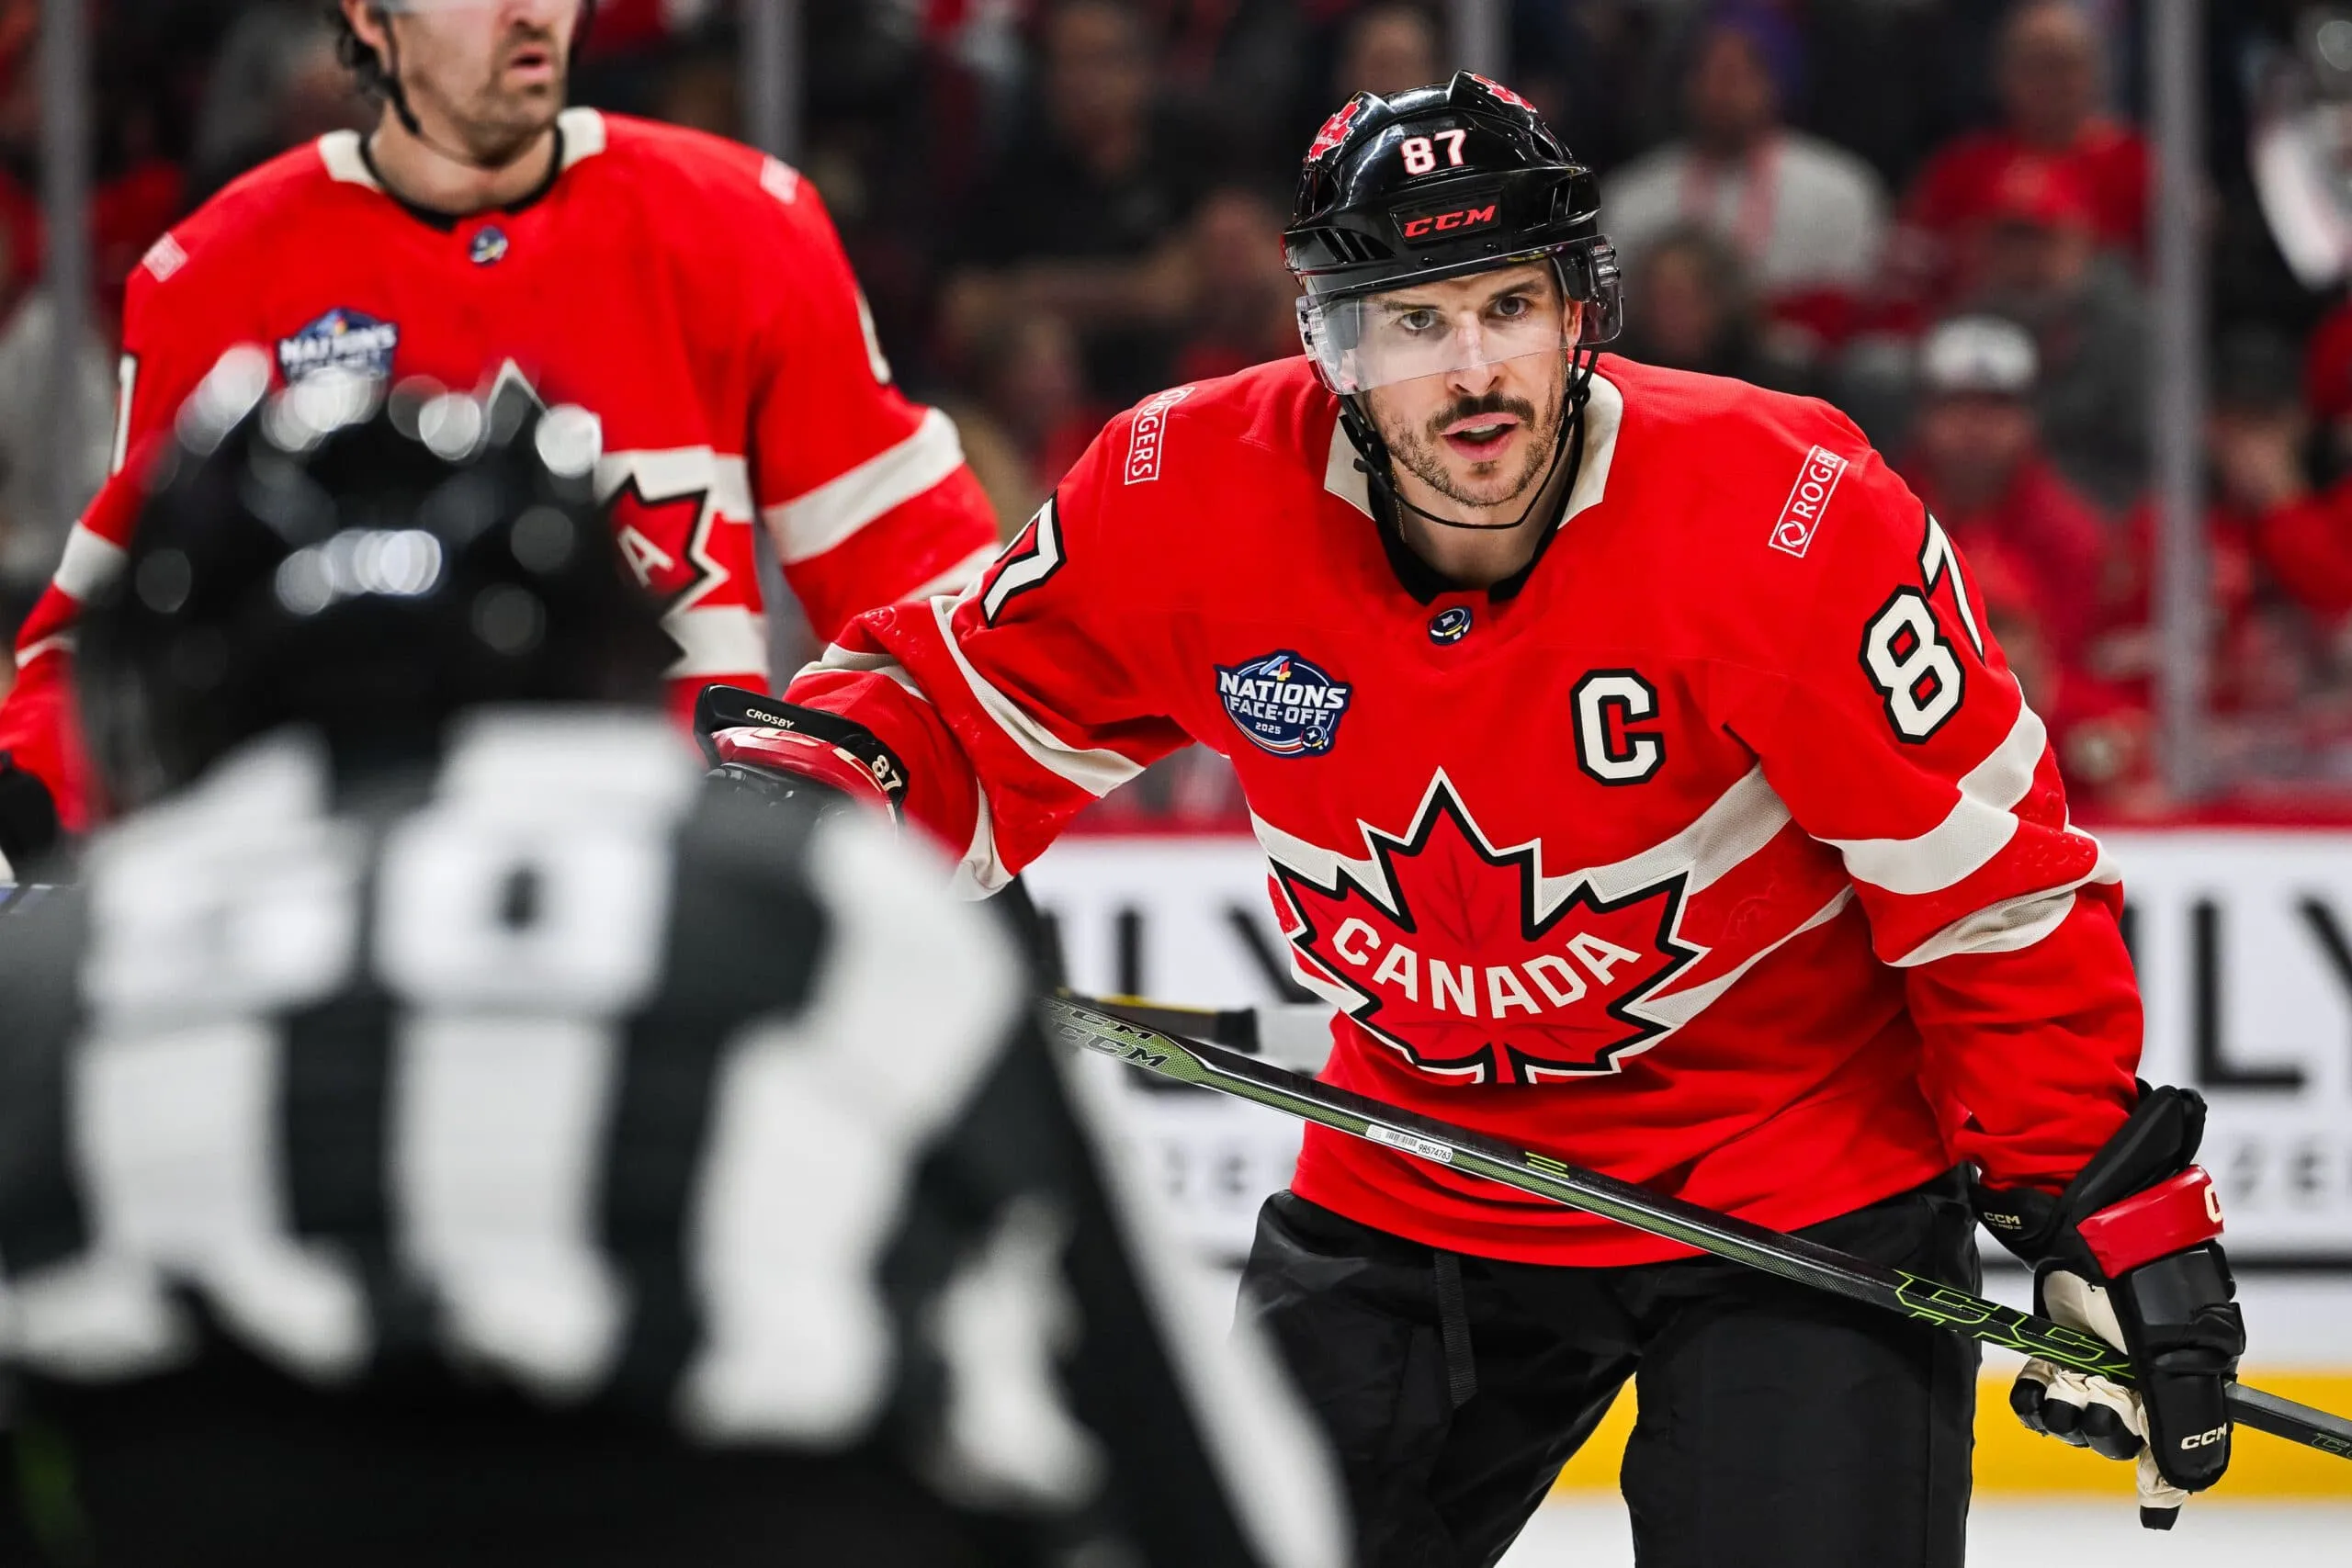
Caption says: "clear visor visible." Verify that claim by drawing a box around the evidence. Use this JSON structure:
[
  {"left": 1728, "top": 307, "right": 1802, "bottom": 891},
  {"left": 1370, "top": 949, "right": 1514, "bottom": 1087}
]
[
  {"left": 1298, "top": 268, "right": 1578, "bottom": 395},
  {"left": 371, "top": 1, "right": 560, "bottom": 12}
]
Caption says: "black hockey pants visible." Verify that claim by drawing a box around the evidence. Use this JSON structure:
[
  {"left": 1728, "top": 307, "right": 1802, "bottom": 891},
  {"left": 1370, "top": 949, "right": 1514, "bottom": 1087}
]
[{"left": 1238, "top": 1172, "right": 1981, "bottom": 1568}]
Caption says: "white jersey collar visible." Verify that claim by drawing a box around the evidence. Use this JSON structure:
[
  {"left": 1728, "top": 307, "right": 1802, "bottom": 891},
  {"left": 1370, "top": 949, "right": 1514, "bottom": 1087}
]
[
  {"left": 316, "top": 107, "right": 606, "bottom": 193},
  {"left": 1320, "top": 366, "right": 1624, "bottom": 531}
]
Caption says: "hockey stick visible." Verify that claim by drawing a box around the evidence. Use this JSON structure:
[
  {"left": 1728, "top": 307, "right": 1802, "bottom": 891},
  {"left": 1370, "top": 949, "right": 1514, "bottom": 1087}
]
[{"left": 1044, "top": 994, "right": 2352, "bottom": 1463}]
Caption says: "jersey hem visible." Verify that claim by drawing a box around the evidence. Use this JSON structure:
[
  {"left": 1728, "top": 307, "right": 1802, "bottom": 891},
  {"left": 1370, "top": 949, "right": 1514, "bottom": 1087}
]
[{"left": 1287, "top": 1139, "right": 1954, "bottom": 1268}]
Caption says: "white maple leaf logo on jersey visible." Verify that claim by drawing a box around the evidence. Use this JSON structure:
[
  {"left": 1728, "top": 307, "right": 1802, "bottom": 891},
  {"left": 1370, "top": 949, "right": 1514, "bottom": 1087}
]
[{"left": 1269, "top": 778, "right": 1702, "bottom": 1085}]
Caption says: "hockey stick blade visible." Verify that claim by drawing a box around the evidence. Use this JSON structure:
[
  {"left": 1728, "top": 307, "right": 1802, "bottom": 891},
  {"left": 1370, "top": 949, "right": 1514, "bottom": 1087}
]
[{"left": 1045, "top": 996, "right": 2352, "bottom": 1463}]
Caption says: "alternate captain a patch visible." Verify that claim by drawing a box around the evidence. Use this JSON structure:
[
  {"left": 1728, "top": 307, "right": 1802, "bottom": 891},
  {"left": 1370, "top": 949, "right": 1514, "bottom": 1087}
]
[
  {"left": 277, "top": 308, "right": 400, "bottom": 384},
  {"left": 1216, "top": 650, "right": 1351, "bottom": 756}
]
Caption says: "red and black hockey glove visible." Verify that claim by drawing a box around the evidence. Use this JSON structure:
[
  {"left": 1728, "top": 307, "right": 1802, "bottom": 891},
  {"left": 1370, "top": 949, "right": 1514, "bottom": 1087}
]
[
  {"left": 1972, "top": 1084, "right": 2245, "bottom": 1529},
  {"left": 691, "top": 683, "right": 907, "bottom": 825}
]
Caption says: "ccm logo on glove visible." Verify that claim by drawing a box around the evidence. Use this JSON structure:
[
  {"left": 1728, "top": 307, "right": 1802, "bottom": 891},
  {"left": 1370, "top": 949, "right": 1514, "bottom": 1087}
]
[{"left": 2180, "top": 1427, "right": 2229, "bottom": 1450}]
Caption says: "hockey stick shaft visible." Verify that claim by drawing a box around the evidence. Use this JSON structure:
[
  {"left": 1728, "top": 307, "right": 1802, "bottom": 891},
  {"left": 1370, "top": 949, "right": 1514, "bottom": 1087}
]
[{"left": 1044, "top": 996, "right": 2352, "bottom": 1462}]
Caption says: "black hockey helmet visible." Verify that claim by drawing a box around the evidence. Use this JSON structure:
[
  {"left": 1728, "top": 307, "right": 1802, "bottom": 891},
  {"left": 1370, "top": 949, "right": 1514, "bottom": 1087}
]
[
  {"left": 79, "top": 347, "right": 671, "bottom": 809},
  {"left": 1283, "top": 73, "right": 1620, "bottom": 537},
  {"left": 1284, "top": 70, "right": 1621, "bottom": 396}
]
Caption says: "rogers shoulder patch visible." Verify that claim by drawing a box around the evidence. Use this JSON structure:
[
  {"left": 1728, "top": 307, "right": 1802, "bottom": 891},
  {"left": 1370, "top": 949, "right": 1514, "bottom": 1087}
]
[
  {"left": 141, "top": 232, "right": 188, "bottom": 283},
  {"left": 1768, "top": 444, "right": 1849, "bottom": 558},
  {"left": 1124, "top": 384, "right": 1193, "bottom": 484}
]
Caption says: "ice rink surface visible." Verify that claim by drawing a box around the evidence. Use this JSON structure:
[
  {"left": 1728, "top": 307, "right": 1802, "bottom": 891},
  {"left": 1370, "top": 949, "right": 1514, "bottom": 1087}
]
[{"left": 1500, "top": 1499, "right": 2352, "bottom": 1565}]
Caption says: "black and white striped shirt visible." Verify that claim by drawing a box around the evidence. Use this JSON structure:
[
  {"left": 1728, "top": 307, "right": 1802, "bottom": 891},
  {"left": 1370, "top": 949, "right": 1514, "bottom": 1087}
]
[{"left": 0, "top": 710, "right": 1340, "bottom": 1568}]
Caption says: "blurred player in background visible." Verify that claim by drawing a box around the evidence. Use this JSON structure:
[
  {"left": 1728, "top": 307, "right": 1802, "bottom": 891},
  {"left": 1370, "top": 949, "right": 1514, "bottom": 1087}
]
[
  {"left": 0, "top": 360, "right": 1342, "bottom": 1568},
  {"left": 746, "top": 74, "right": 2245, "bottom": 1564},
  {"left": 0, "top": 0, "right": 1000, "bottom": 882}
]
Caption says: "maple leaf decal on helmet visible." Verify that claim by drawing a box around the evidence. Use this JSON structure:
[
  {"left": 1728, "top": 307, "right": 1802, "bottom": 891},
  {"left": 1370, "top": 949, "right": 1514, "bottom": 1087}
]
[{"left": 1270, "top": 777, "right": 1702, "bottom": 1085}]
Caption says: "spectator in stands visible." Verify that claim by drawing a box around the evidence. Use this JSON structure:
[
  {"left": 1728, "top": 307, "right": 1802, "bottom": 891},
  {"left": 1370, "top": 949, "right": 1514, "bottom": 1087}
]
[
  {"left": 1898, "top": 0, "right": 2150, "bottom": 305},
  {"left": 944, "top": 0, "right": 1202, "bottom": 404},
  {"left": 946, "top": 310, "right": 1102, "bottom": 538},
  {"left": 1615, "top": 225, "right": 1815, "bottom": 395},
  {"left": 0, "top": 224, "right": 114, "bottom": 608},
  {"left": 1898, "top": 315, "right": 2109, "bottom": 666},
  {"left": 2087, "top": 332, "right": 2347, "bottom": 798},
  {"left": 2222, "top": 327, "right": 2352, "bottom": 634},
  {"left": 1171, "top": 185, "right": 1300, "bottom": 383},
  {"left": 187, "top": 3, "right": 369, "bottom": 207},
  {"left": 1969, "top": 536, "right": 2160, "bottom": 814},
  {"left": 647, "top": 32, "right": 741, "bottom": 141},
  {"left": 2300, "top": 293, "right": 2352, "bottom": 483},
  {"left": 1600, "top": 5, "right": 1887, "bottom": 316},
  {"left": 1285, "top": 2, "right": 1442, "bottom": 164},
  {"left": 1335, "top": 3, "right": 1442, "bottom": 103},
  {"left": 1956, "top": 158, "right": 2148, "bottom": 511}
]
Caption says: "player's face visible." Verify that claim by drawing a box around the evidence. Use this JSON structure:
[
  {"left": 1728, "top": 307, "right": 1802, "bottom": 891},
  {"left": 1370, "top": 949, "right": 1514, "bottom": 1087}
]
[
  {"left": 361, "top": 0, "right": 579, "bottom": 163},
  {"left": 1359, "top": 265, "right": 1578, "bottom": 513}
]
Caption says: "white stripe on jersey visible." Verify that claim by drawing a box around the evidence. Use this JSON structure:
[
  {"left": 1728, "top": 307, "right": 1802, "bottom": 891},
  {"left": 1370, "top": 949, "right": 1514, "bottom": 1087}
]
[
  {"left": 929, "top": 596, "right": 1146, "bottom": 798},
  {"left": 952, "top": 782, "right": 1013, "bottom": 899},
  {"left": 14, "top": 631, "right": 71, "bottom": 669},
  {"left": 14, "top": 1021, "right": 369, "bottom": 1382},
  {"left": 390, "top": 1015, "right": 629, "bottom": 1401},
  {"left": 1821, "top": 704, "right": 2055, "bottom": 896},
  {"left": 765, "top": 408, "right": 967, "bottom": 565},
  {"left": 663, "top": 604, "right": 770, "bottom": 680},
  {"left": 1057, "top": 1050, "right": 1350, "bottom": 1568},
  {"left": 678, "top": 813, "right": 1022, "bottom": 1443},
  {"left": 1252, "top": 762, "right": 1791, "bottom": 919},
  {"left": 52, "top": 523, "right": 127, "bottom": 603},
  {"left": 806, "top": 640, "right": 933, "bottom": 703},
  {"left": 381, "top": 712, "right": 689, "bottom": 1398},
  {"left": 923, "top": 1195, "right": 1105, "bottom": 1508},
  {"left": 1891, "top": 850, "right": 2121, "bottom": 967},
  {"left": 594, "top": 447, "right": 756, "bottom": 525}
]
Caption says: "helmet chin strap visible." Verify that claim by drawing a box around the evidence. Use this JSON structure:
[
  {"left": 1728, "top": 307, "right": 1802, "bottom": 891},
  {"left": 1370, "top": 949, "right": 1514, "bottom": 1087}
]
[
  {"left": 371, "top": 8, "right": 555, "bottom": 176},
  {"left": 1342, "top": 339, "right": 1598, "bottom": 536}
]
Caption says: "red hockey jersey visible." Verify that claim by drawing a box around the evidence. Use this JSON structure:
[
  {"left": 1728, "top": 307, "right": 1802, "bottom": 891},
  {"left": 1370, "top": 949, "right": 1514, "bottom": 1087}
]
[
  {"left": 787, "top": 355, "right": 2143, "bottom": 1266},
  {"left": 3, "top": 110, "right": 997, "bottom": 829}
]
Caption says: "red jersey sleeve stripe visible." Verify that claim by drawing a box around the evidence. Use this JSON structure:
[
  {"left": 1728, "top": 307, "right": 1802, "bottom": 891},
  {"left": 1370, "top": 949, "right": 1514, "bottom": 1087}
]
[
  {"left": 15, "top": 634, "right": 69, "bottom": 670},
  {"left": 803, "top": 641, "right": 935, "bottom": 704},
  {"left": 51, "top": 524, "right": 129, "bottom": 604},
  {"left": 1820, "top": 704, "right": 2061, "bottom": 894},
  {"left": 1892, "top": 855, "right": 2122, "bottom": 968},
  {"left": 664, "top": 604, "right": 770, "bottom": 681},
  {"left": 764, "top": 408, "right": 968, "bottom": 564},
  {"left": 925, "top": 598, "right": 1146, "bottom": 796}
]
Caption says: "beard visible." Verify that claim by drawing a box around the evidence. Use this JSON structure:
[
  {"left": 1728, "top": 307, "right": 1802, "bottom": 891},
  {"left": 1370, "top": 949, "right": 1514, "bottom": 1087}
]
[
  {"left": 1379, "top": 379, "right": 1564, "bottom": 510},
  {"left": 414, "top": 27, "right": 567, "bottom": 167}
]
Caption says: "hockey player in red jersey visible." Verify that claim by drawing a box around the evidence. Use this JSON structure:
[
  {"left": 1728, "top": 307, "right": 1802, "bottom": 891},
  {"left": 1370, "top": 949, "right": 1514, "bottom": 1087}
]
[
  {"left": 750, "top": 74, "right": 2245, "bottom": 1563},
  {"left": 0, "top": 0, "right": 997, "bottom": 877}
]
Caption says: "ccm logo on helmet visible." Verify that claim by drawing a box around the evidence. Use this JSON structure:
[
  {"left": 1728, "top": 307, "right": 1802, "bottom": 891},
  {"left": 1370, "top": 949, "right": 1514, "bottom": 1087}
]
[
  {"left": 2180, "top": 1427, "right": 2229, "bottom": 1450},
  {"left": 1396, "top": 204, "right": 1500, "bottom": 242}
]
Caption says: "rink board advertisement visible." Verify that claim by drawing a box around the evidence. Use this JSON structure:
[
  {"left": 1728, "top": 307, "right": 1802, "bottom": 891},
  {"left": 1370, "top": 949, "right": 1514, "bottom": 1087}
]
[{"left": 1023, "top": 830, "right": 2352, "bottom": 1268}]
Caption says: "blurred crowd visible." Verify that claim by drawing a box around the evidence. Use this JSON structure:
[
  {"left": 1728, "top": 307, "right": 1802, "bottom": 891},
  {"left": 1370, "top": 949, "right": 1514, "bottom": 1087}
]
[{"left": 6, "top": 0, "right": 2352, "bottom": 821}]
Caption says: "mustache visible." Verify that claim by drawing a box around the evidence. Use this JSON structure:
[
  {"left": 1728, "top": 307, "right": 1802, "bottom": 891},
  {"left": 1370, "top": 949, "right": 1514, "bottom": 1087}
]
[
  {"left": 498, "top": 26, "right": 562, "bottom": 63},
  {"left": 1425, "top": 391, "right": 1537, "bottom": 441}
]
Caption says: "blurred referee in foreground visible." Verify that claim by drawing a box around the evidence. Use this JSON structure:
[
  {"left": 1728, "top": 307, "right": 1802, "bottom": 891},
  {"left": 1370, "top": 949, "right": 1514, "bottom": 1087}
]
[{"left": 0, "top": 353, "right": 1342, "bottom": 1568}]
